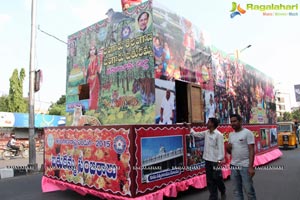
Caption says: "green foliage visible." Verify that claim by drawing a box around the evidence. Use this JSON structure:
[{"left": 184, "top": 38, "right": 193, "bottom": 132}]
[
  {"left": 282, "top": 112, "right": 292, "bottom": 121},
  {"left": 277, "top": 109, "right": 300, "bottom": 122},
  {"left": 48, "top": 104, "right": 66, "bottom": 116},
  {"left": 0, "top": 96, "right": 9, "bottom": 112},
  {"left": 292, "top": 109, "right": 300, "bottom": 122},
  {"left": 56, "top": 95, "right": 66, "bottom": 105},
  {"left": 7, "top": 68, "right": 27, "bottom": 112},
  {"left": 277, "top": 116, "right": 284, "bottom": 122},
  {"left": 100, "top": 105, "right": 155, "bottom": 125},
  {"left": 48, "top": 95, "right": 66, "bottom": 116}
]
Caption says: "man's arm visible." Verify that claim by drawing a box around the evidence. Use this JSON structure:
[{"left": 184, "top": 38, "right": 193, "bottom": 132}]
[
  {"left": 217, "top": 133, "right": 225, "bottom": 161},
  {"left": 226, "top": 143, "right": 232, "bottom": 154},
  {"left": 171, "top": 109, "right": 175, "bottom": 121},
  {"left": 190, "top": 128, "right": 206, "bottom": 138},
  {"left": 247, "top": 130, "right": 255, "bottom": 177},
  {"left": 226, "top": 134, "right": 232, "bottom": 154},
  {"left": 160, "top": 107, "right": 164, "bottom": 122},
  {"left": 248, "top": 143, "right": 255, "bottom": 177}
]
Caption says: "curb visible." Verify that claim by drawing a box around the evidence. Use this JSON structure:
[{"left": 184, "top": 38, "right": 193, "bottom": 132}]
[
  {"left": 0, "top": 165, "right": 43, "bottom": 179},
  {"left": 0, "top": 168, "right": 14, "bottom": 179}
]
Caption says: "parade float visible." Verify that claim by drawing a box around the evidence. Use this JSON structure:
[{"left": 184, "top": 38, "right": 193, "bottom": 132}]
[{"left": 42, "top": 1, "right": 282, "bottom": 199}]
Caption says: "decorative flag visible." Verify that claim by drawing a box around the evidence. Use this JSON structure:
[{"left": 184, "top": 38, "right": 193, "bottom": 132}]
[
  {"left": 294, "top": 84, "right": 300, "bottom": 102},
  {"left": 121, "top": 0, "right": 142, "bottom": 11}
]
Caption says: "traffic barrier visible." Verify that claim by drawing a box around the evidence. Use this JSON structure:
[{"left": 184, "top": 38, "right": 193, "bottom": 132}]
[
  {"left": 0, "top": 168, "right": 14, "bottom": 179},
  {"left": 6, "top": 165, "right": 32, "bottom": 176},
  {"left": 0, "top": 165, "right": 38, "bottom": 178}
]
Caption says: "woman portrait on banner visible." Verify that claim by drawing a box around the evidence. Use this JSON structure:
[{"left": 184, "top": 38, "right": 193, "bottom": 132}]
[
  {"left": 182, "top": 19, "right": 195, "bottom": 68},
  {"left": 161, "top": 41, "right": 171, "bottom": 79},
  {"left": 83, "top": 44, "right": 102, "bottom": 111},
  {"left": 153, "top": 36, "right": 164, "bottom": 70}
]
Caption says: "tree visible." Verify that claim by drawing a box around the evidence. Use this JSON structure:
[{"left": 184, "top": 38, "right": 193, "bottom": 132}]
[
  {"left": 277, "top": 109, "right": 300, "bottom": 123},
  {"left": 7, "top": 68, "right": 28, "bottom": 112},
  {"left": 282, "top": 112, "right": 292, "bottom": 121},
  {"left": 292, "top": 109, "right": 300, "bottom": 122},
  {"left": 0, "top": 96, "right": 9, "bottom": 112},
  {"left": 48, "top": 95, "right": 66, "bottom": 116},
  {"left": 277, "top": 116, "right": 284, "bottom": 122}
]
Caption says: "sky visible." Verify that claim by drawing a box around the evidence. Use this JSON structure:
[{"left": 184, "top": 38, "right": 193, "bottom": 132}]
[{"left": 0, "top": 0, "right": 300, "bottom": 112}]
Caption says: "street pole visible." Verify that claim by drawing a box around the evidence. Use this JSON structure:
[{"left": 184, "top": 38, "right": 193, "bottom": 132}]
[
  {"left": 235, "top": 44, "right": 252, "bottom": 60},
  {"left": 28, "top": 0, "right": 37, "bottom": 171}
]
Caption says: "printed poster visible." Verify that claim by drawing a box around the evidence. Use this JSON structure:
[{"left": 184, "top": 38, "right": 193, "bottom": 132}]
[
  {"left": 141, "top": 135, "right": 184, "bottom": 183},
  {"left": 44, "top": 128, "right": 132, "bottom": 196},
  {"left": 186, "top": 134, "right": 205, "bottom": 171}
]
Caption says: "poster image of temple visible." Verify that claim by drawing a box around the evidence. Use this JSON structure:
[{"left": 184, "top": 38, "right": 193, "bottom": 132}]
[{"left": 141, "top": 135, "right": 183, "bottom": 183}]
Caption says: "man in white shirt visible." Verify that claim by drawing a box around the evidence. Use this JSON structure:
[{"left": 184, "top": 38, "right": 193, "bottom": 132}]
[
  {"left": 160, "top": 90, "right": 175, "bottom": 124},
  {"left": 7, "top": 134, "right": 20, "bottom": 156},
  {"left": 226, "top": 114, "right": 256, "bottom": 200},
  {"left": 189, "top": 118, "right": 226, "bottom": 200},
  {"left": 206, "top": 98, "right": 216, "bottom": 123}
]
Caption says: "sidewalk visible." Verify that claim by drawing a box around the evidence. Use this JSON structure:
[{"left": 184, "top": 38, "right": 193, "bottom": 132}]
[{"left": 0, "top": 151, "right": 44, "bottom": 169}]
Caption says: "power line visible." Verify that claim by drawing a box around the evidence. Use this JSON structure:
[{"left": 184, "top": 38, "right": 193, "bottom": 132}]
[
  {"left": 37, "top": 25, "right": 67, "bottom": 45},
  {"left": 240, "top": 44, "right": 252, "bottom": 53}
]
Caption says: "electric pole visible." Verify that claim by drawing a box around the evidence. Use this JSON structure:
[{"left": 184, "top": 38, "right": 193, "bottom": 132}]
[{"left": 28, "top": 0, "right": 37, "bottom": 171}]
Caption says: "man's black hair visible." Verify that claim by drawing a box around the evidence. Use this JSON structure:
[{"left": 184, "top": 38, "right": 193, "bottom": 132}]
[
  {"left": 209, "top": 117, "right": 219, "bottom": 128},
  {"left": 138, "top": 11, "right": 149, "bottom": 21},
  {"left": 230, "top": 113, "right": 243, "bottom": 122}
]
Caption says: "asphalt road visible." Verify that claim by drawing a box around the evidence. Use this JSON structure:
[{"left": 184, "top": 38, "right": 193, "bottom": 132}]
[
  {"left": 0, "top": 148, "right": 300, "bottom": 200},
  {"left": 170, "top": 147, "right": 300, "bottom": 200}
]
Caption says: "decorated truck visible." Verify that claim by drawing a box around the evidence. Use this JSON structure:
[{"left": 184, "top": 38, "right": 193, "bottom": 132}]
[{"left": 42, "top": 1, "right": 282, "bottom": 199}]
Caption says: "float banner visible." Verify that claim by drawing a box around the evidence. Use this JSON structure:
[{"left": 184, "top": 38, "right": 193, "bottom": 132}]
[
  {"left": 44, "top": 128, "right": 132, "bottom": 196},
  {"left": 186, "top": 132, "right": 205, "bottom": 171},
  {"left": 134, "top": 126, "right": 206, "bottom": 195}
]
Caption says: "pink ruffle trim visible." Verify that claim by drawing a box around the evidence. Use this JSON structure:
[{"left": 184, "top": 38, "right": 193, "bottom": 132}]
[
  {"left": 254, "top": 148, "right": 282, "bottom": 166},
  {"left": 221, "top": 148, "right": 282, "bottom": 179},
  {"left": 42, "top": 174, "right": 207, "bottom": 200},
  {"left": 42, "top": 149, "right": 282, "bottom": 199}
]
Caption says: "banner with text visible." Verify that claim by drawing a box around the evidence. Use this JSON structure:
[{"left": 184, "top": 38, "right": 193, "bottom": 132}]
[{"left": 44, "top": 128, "right": 132, "bottom": 196}]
